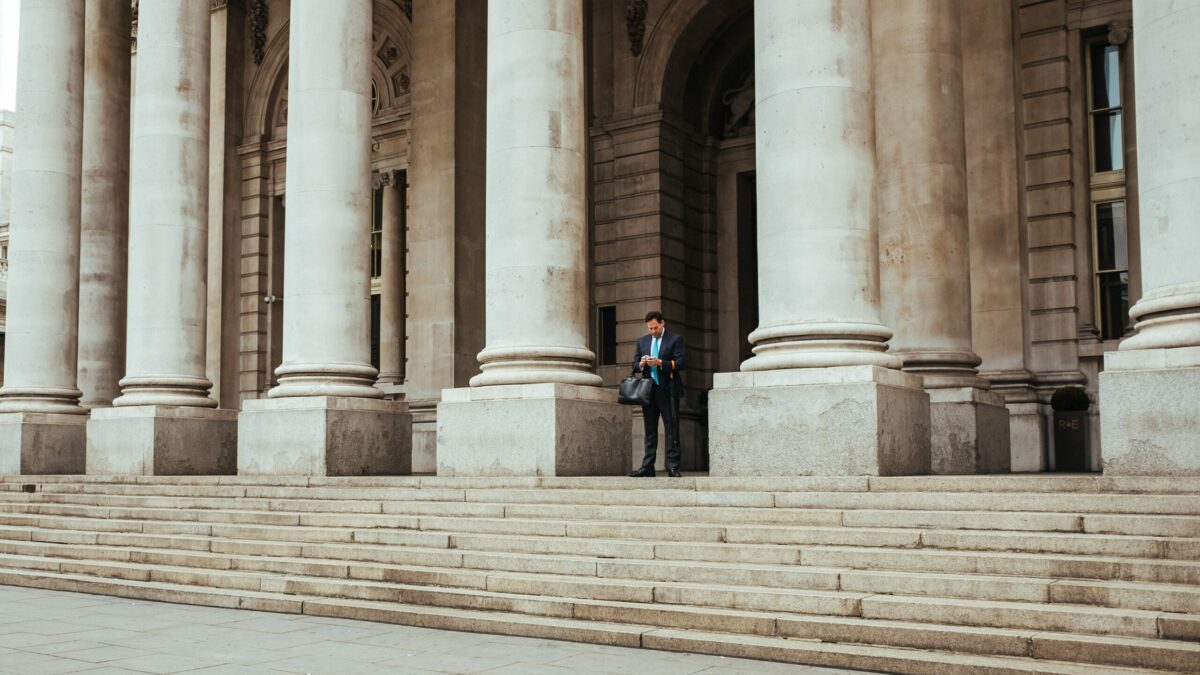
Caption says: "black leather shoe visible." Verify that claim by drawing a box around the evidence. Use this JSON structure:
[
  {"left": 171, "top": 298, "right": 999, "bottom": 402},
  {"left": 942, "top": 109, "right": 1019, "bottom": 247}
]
[
  {"left": 667, "top": 467, "right": 683, "bottom": 478},
  {"left": 628, "top": 468, "right": 655, "bottom": 477}
]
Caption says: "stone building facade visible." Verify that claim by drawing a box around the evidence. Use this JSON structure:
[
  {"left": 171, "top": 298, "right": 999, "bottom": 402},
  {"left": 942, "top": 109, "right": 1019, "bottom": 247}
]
[{"left": 0, "top": 0, "right": 1196, "bottom": 477}]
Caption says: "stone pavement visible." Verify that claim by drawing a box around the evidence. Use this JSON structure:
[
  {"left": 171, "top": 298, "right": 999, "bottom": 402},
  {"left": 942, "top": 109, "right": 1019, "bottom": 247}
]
[{"left": 0, "top": 586, "right": 865, "bottom": 675}]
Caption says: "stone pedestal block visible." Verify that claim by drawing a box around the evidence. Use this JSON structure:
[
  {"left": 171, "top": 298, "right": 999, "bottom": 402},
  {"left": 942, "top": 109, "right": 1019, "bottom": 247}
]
[
  {"left": 929, "top": 387, "right": 1011, "bottom": 475},
  {"left": 410, "top": 402, "right": 438, "bottom": 474},
  {"left": 1100, "top": 347, "right": 1200, "bottom": 475},
  {"left": 708, "top": 366, "right": 930, "bottom": 476},
  {"left": 238, "top": 397, "right": 411, "bottom": 476},
  {"left": 437, "top": 384, "right": 631, "bottom": 477},
  {"left": 1005, "top": 401, "right": 1046, "bottom": 473},
  {"left": 0, "top": 413, "right": 87, "bottom": 474},
  {"left": 86, "top": 407, "right": 237, "bottom": 475}
]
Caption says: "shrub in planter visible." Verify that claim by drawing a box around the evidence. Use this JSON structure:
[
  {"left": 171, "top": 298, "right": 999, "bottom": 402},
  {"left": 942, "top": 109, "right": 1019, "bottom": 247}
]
[{"left": 1051, "top": 386, "right": 1090, "bottom": 472}]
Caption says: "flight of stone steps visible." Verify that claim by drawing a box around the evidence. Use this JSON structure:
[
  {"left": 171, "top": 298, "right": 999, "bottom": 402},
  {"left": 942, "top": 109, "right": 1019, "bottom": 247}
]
[{"left": 0, "top": 474, "right": 1197, "bottom": 674}]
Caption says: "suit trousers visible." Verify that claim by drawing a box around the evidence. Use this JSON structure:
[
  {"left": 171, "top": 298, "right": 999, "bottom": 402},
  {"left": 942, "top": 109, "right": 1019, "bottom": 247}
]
[{"left": 639, "top": 380, "right": 681, "bottom": 471}]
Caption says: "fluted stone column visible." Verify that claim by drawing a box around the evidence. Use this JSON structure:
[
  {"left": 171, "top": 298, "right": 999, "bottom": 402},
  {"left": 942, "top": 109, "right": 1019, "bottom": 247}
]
[
  {"left": 0, "top": 0, "right": 88, "bottom": 474},
  {"left": 874, "top": 0, "right": 1009, "bottom": 475},
  {"left": 708, "top": 0, "right": 930, "bottom": 476},
  {"left": 237, "top": 0, "right": 410, "bottom": 476},
  {"left": 86, "top": 0, "right": 237, "bottom": 475},
  {"left": 436, "top": 0, "right": 630, "bottom": 476},
  {"left": 78, "top": 0, "right": 131, "bottom": 409},
  {"left": 1100, "top": 0, "right": 1200, "bottom": 474},
  {"left": 377, "top": 170, "right": 406, "bottom": 388}
]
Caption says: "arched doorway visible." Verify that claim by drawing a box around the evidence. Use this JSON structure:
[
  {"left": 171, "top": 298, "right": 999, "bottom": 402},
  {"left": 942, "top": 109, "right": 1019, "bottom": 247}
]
[{"left": 594, "top": 0, "right": 757, "bottom": 471}]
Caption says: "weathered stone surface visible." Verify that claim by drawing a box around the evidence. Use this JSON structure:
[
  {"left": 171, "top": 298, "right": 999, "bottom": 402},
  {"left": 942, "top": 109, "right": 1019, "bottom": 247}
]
[
  {"left": 87, "top": 406, "right": 236, "bottom": 475},
  {"left": 928, "top": 387, "right": 1011, "bottom": 475},
  {"left": 118, "top": 1, "right": 216, "bottom": 409},
  {"left": 1100, "top": 356, "right": 1200, "bottom": 475},
  {"left": 709, "top": 366, "right": 930, "bottom": 476},
  {"left": 1006, "top": 400, "right": 1046, "bottom": 472},
  {"left": 0, "top": 1, "right": 87, "bottom": 417},
  {"left": 436, "top": 384, "right": 630, "bottom": 477},
  {"left": 237, "top": 397, "right": 411, "bottom": 476},
  {"left": 0, "top": 413, "right": 87, "bottom": 474}
]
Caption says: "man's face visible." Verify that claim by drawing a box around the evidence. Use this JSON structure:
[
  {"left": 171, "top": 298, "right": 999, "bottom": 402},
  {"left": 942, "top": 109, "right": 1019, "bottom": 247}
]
[{"left": 647, "top": 319, "right": 665, "bottom": 338}]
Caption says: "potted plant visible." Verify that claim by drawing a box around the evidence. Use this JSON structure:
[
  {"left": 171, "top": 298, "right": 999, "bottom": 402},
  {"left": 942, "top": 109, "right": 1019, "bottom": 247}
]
[{"left": 1050, "top": 386, "right": 1091, "bottom": 472}]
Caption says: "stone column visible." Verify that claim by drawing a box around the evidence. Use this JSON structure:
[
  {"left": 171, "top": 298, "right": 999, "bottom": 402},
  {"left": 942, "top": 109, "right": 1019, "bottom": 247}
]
[
  {"left": 874, "top": 0, "right": 1009, "bottom": 475},
  {"left": 707, "top": 0, "right": 930, "bottom": 476},
  {"left": 1100, "top": 0, "right": 1200, "bottom": 474},
  {"left": 77, "top": 0, "right": 130, "bottom": 409},
  {"left": 436, "top": 0, "right": 630, "bottom": 476},
  {"left": 237, "top": 0, "right": 410, "bottom": 476},
  {"left": 0, "top": 0, "right": 88, "bottom": 474},
  {"left": 87, "top": 0, "right": 237, "bottom": 475},
  {"left": 377, "top": 170, "right": 406, "bottom": 388}
]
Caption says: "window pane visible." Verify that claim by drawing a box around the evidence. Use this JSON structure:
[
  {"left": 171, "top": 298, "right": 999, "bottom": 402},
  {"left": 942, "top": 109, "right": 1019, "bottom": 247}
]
[
  {"left": 598, "top": 306, "right": 617, "bottom": 366},
  {"left": 371, "top": 187, "right": 383, "bottom": 278},
  {"left": 1095, "top": 201, "right": 1128, "bottom": 271},
  {"left": 1090, "top": 43, "right": 1121, "bottom": 110},
  {"left": 370, "top": 293, "right": 381, "bottom": 370},
  {"left": 1098, "top": 270, "right": 1129, "bottom": 340},
  {"left": 1092, "top": 111, "right": 1124, "bottom": 172}
]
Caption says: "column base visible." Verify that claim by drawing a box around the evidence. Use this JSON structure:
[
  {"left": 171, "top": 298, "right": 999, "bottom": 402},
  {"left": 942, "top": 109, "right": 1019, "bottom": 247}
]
[
  {"left": 0, "top": 413, "right": 87, "bottom": 474},
  {"left": 87, "top": 407, "right": 238, "bottom": 475},
  {"left": 437, "top": 384, "right": 631, "bottom": 477},
  {"left": 708, "top": 366, "right": 930, "bottom": 476},
  {"left": 238, "top": 397, "right": 411, "bottom": 476},
  {"left": 409, "top": 400, "right": 438, "bottom": 474},
  {"left": 1005, "top": 401, "right": 1047, "bottom": 472},
  {"left": 928, "top": 387, "right": 1011, "bottom": 475},
  {"left": 1100, "top": 347, "right": 1200, "bottom": 475}
]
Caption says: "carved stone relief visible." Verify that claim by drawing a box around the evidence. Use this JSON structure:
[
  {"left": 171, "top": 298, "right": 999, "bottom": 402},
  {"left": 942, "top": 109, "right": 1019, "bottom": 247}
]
[
  {"left": 722, "top": 71, "right": 755, "bottom": 138},
  {"left": 250, "top": 0, "right": 269, "bottom": 65},
  {"left": 625, "top": 0, "right": 647, "bottom": 57}
]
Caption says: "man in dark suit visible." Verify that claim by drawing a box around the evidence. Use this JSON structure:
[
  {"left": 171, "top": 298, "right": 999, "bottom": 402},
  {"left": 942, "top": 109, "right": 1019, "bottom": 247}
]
[{"left": 629, "top": 311, "right": 685, "bottom": 477}]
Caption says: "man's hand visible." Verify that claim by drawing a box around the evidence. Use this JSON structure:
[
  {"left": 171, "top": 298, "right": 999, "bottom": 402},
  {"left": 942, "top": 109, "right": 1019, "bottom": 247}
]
[{"left": 646, "top": 357, "right": 663, "bottom": 367}]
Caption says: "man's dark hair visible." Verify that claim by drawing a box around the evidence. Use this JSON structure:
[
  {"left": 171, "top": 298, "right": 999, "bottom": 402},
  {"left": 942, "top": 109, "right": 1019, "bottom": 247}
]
[{"left": 644, "top": 311, "right": 665, "bottom": 323}]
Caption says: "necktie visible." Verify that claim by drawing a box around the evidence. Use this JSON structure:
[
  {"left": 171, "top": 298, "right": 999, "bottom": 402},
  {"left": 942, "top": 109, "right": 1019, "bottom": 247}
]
[{"left": 650, "top": 337, "right": 660, "bottom": 385}]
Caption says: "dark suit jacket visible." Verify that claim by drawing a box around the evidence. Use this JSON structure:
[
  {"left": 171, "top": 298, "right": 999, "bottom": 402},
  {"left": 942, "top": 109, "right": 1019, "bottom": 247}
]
[{"left": 632, "top": 330, "right": 686, "bottom": 399}]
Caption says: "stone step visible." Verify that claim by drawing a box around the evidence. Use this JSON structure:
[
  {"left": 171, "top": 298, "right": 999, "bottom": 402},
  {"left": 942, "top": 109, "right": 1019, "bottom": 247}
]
[
  {"left": 5, "top": 473, "right": 1200, "bottom": 496},
  {"left": 5, "top": 564, "right": 1167, "bottom": 674},
  {"left": 2, "top": 505, "right": 1198, "bottom": 568},
  {"left": 5, "top": 532, "right": 1196, "bottom": 616},
  {"left": 8, "top": 481, "right": 1200, "bottom": 515},
  {"left": 4, "top": 517, "right": 1200, "bottom": 595},
  {"left": 7, "top": 487, "right": 1200, "bottom": 535},
  {"left": 801, "top": 545, "right": 1200, "bottom": 586},
  {"left": 841, "top": 569, "right": 1200, "bottom": 614},
  {"left": 643, "top": 627, "right": 1166, "bottom": 674},
  {"left": 6, "top": 493, "right": 1200, "bottom": 540},
  {"left": 0, "top": 551, "right": 1194, "bottom": 670}
]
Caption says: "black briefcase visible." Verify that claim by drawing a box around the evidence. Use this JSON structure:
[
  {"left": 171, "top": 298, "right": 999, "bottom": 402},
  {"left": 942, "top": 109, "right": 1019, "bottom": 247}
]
[{"left": 618, "top": 375, "right": 653, "bottom": 406}]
